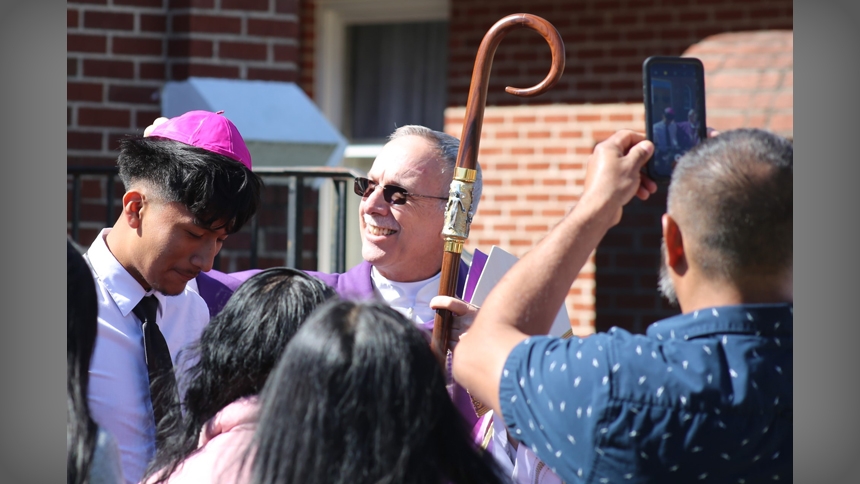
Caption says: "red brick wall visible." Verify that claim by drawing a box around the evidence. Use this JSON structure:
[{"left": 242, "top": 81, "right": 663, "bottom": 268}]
[
  {"left": 68, "top": 0, "right": 306, "bottom": 256},
  {"left": 686, "top": 30, "right": 793, "bottom": 137},
  {"left": 68, "top": 0, "right": 302, "bottom": 169},
  {"left": 69, "top": 0, "right": 166, "bottom": 167},
  {"left": 447, "top": 0, "right": 792, "bottom": 107},
  {"left": 445, "top": 103, "right": 658, "bottom": 335}
]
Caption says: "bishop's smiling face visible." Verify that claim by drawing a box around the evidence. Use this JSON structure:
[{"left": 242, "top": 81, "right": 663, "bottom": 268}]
[{"left": 359, "top": 135, "right": 450, "bottom": 282}]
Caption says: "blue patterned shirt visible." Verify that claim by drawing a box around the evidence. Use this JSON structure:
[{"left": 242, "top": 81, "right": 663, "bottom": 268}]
[{"left": 499, "top": 303, "right": 792, "bottom": 483}]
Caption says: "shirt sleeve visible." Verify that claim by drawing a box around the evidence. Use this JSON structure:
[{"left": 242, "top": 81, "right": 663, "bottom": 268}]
[{"left": 499, "top": 334, "right": 613, "bottom": 481}]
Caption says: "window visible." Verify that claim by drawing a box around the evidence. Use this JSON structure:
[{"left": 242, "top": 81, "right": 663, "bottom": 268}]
[{"left": 346, "top": 21, "right": 448, "bottom": 142}]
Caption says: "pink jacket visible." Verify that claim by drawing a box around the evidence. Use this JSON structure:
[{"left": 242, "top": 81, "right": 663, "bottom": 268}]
[{"left": 143, "top": 396, "right": 259, "bottom": 484}]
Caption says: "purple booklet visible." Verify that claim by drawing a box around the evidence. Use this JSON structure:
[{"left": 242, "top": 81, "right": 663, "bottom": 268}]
[{"left": 463, "top": 248, "right": 488, "bottom": 304}]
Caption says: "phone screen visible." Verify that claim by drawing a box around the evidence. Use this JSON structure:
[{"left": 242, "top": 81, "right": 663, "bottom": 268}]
[{"left": 644, "top": 58, "right": 706, "bottom": 179}]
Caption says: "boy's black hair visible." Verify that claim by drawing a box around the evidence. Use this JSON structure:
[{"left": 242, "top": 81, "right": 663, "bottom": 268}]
[{"left": 118, "top": 137, "right": 264, "bottom": 234}]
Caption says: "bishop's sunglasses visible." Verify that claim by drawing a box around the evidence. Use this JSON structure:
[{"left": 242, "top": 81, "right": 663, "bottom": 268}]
[{"left": 353, "top": 177, "right": 448, "bottom": 205}]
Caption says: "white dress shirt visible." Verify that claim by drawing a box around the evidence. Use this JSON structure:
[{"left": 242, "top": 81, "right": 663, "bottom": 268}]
[
  {"left": 84, "top": 228, "right": 210, "bottom": 484},
  {"left": 370, "top": 266, "right": 441, "bottom": 331}
]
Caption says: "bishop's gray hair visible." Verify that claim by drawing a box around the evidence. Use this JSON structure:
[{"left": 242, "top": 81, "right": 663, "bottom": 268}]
[{"left": 389, "top": 125, "right": 483, "bottom": 214}]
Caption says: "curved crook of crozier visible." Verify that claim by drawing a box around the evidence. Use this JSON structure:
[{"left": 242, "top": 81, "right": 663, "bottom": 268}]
[{"left": 430, "top": 14, "right": 566, "bottom": 364}]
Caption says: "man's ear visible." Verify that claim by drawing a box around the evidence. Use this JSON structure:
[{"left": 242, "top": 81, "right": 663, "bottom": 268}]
[
  {"left": 662, "top": 213, "right": 687, "bottom": 273},
  {"left": 122, "top": 190, "right": 144, "bottom": 229}
]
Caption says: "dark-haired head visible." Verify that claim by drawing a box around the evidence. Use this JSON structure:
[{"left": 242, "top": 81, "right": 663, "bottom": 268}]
[
  {"left": 250, "top": 300, "right": 505, "bottom": 484},
  {"left": 109, "top": 137, "right": 265, "bottom": 295},
  {"left": 67, "top": 239, "right": 100, "bottom": 484},
  {"left": 144, "top": 268, "right": 336, "bottom": 483},
  {"left": 660, "top": 129, "right": 792, "bottom": 305},
  {"left": 118, "top": 137, "right": 263, "bottom": 234}
]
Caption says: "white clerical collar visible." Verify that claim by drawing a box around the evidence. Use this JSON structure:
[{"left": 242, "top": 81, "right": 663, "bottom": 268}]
[{"left": 370, "top": 266, "right": 441, "bottom": 331}]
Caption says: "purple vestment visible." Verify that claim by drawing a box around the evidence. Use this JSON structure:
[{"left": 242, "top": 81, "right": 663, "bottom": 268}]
[{"left": 195, "top": 260, "right": 478, "bottom": 429}]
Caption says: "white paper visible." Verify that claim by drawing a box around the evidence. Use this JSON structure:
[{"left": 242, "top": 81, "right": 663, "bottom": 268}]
[{"left": 468, "top": 246, "right": 572, "bottom": 337}]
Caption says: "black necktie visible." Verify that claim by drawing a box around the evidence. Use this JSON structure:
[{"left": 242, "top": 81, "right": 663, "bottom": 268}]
[{"left": 132, "top": 295, "right": 178, "bottom": 448}]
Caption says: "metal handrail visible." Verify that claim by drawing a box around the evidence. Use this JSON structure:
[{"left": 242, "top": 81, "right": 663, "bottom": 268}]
[{"left": 66, "top": 165, "right": 365, "bottom": 273}]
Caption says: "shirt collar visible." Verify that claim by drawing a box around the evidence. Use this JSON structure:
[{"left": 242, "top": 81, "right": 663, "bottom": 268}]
[
  {"left": 370, "top": 265, "right": 442, "bottom": 298},
  {"left": 646, "top": 303, "right": 793, "bottom": 342},
  {"left": 85, "top": 228, "right": 150, "bottom": 318},
  {"left": 370, "top": 266, "right": 441, "bottom": 329}
]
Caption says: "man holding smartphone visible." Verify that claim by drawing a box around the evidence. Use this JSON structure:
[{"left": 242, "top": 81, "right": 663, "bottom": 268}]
[{"left": 453, "top": 128, "right": 792, "bottom": 483}]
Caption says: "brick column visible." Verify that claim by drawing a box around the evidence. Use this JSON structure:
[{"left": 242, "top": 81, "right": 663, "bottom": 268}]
[{"left": 297, "top": 0, "right": 315, "bottom": 99}]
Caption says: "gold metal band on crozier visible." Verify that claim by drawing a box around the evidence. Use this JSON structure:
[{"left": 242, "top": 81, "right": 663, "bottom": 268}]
[
  {"left": 454, "top": 167, "right": 478, "bottom": 183},
  {"left": 444, "top": 239, "right": 464, "bottom": 254}
]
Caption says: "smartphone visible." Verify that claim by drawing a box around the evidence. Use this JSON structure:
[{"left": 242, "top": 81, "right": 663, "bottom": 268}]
[{"left": 642, "top": 56, "right": 707, "bottom": 179}]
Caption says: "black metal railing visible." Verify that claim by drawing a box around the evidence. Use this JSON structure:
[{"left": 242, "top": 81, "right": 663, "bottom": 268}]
[{"left": 67, "top": 165, "right": 364, "bottom": 273}]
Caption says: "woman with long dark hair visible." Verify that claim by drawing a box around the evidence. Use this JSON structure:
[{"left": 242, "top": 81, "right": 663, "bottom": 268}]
[
  {"left": 68, "top": 239, "right": 123, "bottom": 484},
  {"left": 142, "top": 268, "right": 336, "bottom": 484},
  {"left": 250, "top": 300, "right": 507, "bottom": 484}
]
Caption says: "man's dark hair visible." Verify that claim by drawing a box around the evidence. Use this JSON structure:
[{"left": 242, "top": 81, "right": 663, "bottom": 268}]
[
  {"left": 117, "top": 137, "right": 263, "bottom": 234},
  {"left": 143, "top": 268, "right": 336, "bottom": 484},
  {"left": 667, "top": 128, "right": 793, "bottom": 281},
  {"left": 251, "top": 300, "right": 506, "bottom": 484}
]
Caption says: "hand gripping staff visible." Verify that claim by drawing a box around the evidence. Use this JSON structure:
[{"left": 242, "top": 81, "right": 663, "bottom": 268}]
[{"left": 431, "top": 14, "right": 566, "bottom": 364}]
